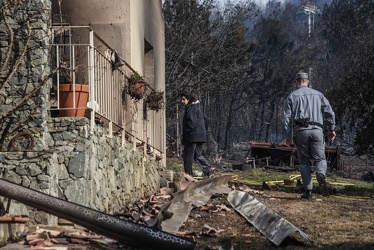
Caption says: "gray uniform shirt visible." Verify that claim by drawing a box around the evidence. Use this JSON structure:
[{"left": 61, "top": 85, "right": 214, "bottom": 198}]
[{"left": 284, "top": 86, "right": 335, "bottom": 139}]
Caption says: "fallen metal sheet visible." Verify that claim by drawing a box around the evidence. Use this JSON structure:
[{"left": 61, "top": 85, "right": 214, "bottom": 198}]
[
  {"left": 161, "top": 175, "right": 233, "bottom": 234},
  {"left": 227, "top": 190, "right": 312, "bottom": 246},
  {"left": 0, "top": 178, "right": 195, "bottom": 250}
]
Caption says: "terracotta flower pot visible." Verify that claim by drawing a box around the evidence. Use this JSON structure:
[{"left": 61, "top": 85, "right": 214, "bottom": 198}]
[
  {"left": 59, "top": 84, "right": 89, "bottom": 117},
  {"left": 129, "top": 81, "right": 146, "bottom": 100}
]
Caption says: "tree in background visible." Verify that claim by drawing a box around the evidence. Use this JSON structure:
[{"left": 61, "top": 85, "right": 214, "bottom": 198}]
[
  {"left": 163, "top": 0, "right": 258, "bottom": 155},
  {"left": 163, "top": 0, "right": 218, "bottom": 155},
  {"left": 249, "top": 1, "right": 311, "bottom": 143},
  {"left": 164, "top": 0, "right": 374, "bottom": 163},
  {"left": 208, "top": 2, "right": 258, "bottom": 153},
  {"left": 314, "top": 0, "right": 374, "bottom": 159}
]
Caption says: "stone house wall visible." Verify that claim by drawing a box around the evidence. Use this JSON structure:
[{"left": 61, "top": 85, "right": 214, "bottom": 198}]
[{"left": 1, "top": 117, "right": 160, "bottom": 226}]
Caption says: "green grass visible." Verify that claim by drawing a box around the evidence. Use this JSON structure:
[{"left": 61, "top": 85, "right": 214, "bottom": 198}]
[
  {"left": 165, "top": 158, "right": 184, "bottom": 172},
  {"left": 166, "top": 158, "right": 374, "bottom": 197},
  {"left": 166, "top": 158, "right": 203, "bottom": 173}
]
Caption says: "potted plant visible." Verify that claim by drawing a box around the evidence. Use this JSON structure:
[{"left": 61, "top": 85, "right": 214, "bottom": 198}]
[
  {"left": 50, "top": 26, "right": 91, "bottom": 118},
  {"left": 127, "top": 71, "right": 147, "bottom": 100},
  {"left": 58, "top": 64, "right": 89, "bottom": 117},
  {"left": 145, "top": 90, "right": 165, "bottom": 111}
]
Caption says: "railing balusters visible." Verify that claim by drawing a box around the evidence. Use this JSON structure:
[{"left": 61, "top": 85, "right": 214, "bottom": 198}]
[{"left": 50, "top": 26, "right": 164, "bottom": 158}]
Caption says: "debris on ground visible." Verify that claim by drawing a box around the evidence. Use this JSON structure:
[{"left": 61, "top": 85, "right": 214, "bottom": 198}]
[
  {"left": 1, "top": 163, "right": 373, "bottom": 250},
  {"left": 227, "top": 190, "right": 312, "bottom": 246},
  {"left": 3, "top": 226, "right": 123, "bottom": 250}
]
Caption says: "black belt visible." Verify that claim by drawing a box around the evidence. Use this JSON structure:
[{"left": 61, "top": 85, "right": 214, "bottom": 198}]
[
  {"left": 307, "top": 121, "right": 323, "bottom": 128},
  {"left": 294, "top": 118, "right": 323, "bottom": 128}
]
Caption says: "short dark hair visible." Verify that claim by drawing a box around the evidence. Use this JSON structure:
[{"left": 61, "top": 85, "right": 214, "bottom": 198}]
[{"left": 180, "top": 91, "right": 196, "bottom": 103}]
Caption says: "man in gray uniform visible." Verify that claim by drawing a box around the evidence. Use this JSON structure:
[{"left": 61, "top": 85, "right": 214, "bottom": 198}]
[{"left": 284, "top": 72, "right": 336, "bottom": 199}]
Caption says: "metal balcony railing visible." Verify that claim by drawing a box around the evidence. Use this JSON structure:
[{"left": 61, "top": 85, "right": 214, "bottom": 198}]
[{"left": 49, "top": 26, "right": 164, "bottom": 159}]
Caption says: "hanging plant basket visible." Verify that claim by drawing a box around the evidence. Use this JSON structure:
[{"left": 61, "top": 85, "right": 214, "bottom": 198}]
[
  {"left": 145, "top": 90, "right": 165, "bottom": 111},
  {"left": 126, "top": 72, "right": 147, "bottom": 101}
]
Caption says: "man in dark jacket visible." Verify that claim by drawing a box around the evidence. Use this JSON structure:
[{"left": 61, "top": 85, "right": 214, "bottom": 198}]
[{"left": 180, "top": 92, "right": 214, "bottom": 178}]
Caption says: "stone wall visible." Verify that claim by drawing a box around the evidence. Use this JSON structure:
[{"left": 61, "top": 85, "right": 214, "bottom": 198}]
[
  {"left": 0, "top": 117, "right": 160, "bottom": 226},
  {"left": 0, "top": 0, "right": 51, "bottom": 151},
  {"left": 0, "top": 0, "right": 51, "bottom": 242}
]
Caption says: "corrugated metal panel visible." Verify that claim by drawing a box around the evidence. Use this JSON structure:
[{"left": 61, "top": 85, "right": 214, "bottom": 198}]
[{"left": 227, "top": 190, "right": 313, "bottom": 246}]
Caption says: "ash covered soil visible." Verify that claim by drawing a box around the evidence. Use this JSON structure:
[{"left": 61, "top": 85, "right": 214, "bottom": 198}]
[
  {"left": 164, "top": 155, "right": 374, "bottom": 250},
  {"left": 112, "top": 143, "right": 373, "bottom": 250},
  {"left": 179, "top": 184, "right": 374, "bottom": 250}
]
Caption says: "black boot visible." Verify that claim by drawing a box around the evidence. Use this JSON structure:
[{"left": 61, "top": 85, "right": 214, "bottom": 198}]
[
  {"left": 317, "top": 173, "right": 330, "bottom": 197},
  {"left": 316, "top": 173, "right": 325, "bottom": 184},
  {"left": 301, "top": 190, "right": 312, "bottom": 200}
]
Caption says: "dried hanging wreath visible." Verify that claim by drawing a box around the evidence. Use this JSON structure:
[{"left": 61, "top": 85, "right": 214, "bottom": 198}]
[{"left": 145, "top": 90, "right": 165, "bottom": 111}]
